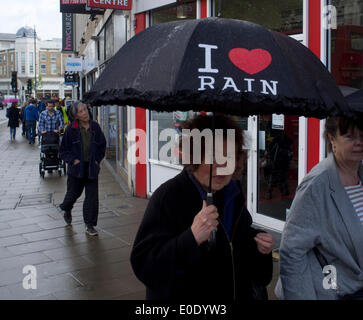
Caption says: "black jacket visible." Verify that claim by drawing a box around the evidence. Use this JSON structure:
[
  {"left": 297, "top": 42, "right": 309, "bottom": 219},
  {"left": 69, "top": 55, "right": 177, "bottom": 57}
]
[
  {"left": 59, "top": 120, "right": 106, "bottom": 179},
  {"left": 130, "top": 169, "right": 273, "bottom": 301},
  {"left": 7, "top": 107, "right": 20, "bottom": 128}
]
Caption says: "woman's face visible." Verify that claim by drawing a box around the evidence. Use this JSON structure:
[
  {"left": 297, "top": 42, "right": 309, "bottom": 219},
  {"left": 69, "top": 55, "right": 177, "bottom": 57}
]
[
  {"left": 76, "top": 104, "right": 90, "bottom": 123},
  {"left": 193, "top": 140, "right": 236, "bottom": 192},
  {"left": 193, "top": 162, "right": 234, "bottom": 192},
  {"left": 330, "top": 126, "right": 363, "bottom": 164}
]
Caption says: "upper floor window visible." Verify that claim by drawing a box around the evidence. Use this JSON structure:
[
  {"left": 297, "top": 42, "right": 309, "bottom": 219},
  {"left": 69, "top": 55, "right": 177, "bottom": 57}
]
[
  {"left": 51, "top": 54, "right": 57, "bottom": 62},
  {"left": 51, "top": 64, "right": 57, "bottom": 75},
  {"left": 41, "top": 64, "right": 46, "bottom": 74},
  {"left": 29, "top": 52, "right": 34, "bottom": 73},
  {"left": 40, "top": 53, "right": 46, "bottom": 62},
  {"left": 21, "top": 52, "right": 25, "bottom": 74}
]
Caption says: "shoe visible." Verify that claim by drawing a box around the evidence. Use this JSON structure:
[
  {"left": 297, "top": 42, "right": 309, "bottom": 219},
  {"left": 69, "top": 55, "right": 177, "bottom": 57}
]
[
  {"left": 85, "top": 225, "right": 98, "bottom": 236},
  {"left": 63, "top": 211, "right": 72, "bottom": 225}
]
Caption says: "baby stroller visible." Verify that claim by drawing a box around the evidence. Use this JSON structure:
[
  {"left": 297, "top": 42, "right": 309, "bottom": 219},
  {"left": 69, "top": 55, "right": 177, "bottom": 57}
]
[{"left": 39, "top": 132, "right": 66, "bottom": 178}]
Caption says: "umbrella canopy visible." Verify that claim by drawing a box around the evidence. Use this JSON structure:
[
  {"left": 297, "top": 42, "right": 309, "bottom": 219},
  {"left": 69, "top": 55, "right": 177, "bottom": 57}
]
[
  {"left": 85, "top": 17, "right": 351, "bottom": 119},
  {"left": 345, "top": 88, "right": 363, "bottom": 115},
  {"left": 3, "top": 98, "right": 20, "bottom": 103},
  {"left": 339, "top": 85, "right": 359, "bottom": 97}
]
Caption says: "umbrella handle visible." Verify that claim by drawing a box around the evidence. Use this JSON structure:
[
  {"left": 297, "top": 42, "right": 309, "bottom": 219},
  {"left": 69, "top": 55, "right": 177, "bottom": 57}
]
[{"left": 207, "top": 193, "right": 217, "bottom": 250}]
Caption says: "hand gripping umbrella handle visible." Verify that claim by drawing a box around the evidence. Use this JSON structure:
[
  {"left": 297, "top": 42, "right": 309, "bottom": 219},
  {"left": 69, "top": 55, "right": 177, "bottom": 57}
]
[{"left": 207, "top": 193, "right": 216, "bottom": 250}]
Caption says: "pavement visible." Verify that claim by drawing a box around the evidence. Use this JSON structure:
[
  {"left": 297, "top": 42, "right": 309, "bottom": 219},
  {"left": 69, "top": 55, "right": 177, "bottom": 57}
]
[{"left": 0, "top": 108, "right": 280, "bottom": 300}]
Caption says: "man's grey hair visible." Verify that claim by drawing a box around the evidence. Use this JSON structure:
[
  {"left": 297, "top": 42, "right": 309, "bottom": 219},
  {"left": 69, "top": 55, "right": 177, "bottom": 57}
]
[{"left": 69, "top": 100, "right": 86, "bottom": 121}]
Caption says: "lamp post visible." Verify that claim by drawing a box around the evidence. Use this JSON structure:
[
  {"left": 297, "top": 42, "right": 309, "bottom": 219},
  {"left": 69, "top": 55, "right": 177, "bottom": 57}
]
[{"left": 34, "top": 26, "right": 37, "bottom": 98}]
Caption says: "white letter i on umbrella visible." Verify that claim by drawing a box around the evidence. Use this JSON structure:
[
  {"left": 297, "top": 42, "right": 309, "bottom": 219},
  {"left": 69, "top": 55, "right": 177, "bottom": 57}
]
[{"left": 198, "top": 44, "right": 219, "bottom": 73}]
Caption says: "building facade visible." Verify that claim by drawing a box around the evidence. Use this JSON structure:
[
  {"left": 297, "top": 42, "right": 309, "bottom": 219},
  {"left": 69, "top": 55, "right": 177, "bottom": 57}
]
[
  {"left": 0, "top": 26, "right": 73, "bottom": 100},
  {"left": 73, "top": 0, "right": 363, "bottom": 232}
]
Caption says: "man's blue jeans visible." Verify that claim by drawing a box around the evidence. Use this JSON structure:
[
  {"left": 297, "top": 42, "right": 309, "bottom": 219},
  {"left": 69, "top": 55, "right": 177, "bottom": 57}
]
[{"left": 26, "top": 120, "right": 36, "bottom": 142}]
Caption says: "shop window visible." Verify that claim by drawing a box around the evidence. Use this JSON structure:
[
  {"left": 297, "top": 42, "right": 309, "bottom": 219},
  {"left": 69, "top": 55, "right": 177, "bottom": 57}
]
[
  {"left": 151, "top": 0, "right": 196, "bottom": 26},
  {"left": 257, "top": 114, "right": 299, "bottom": 221},
  {"left": 149, "top": 1, "right": 197, "bottom": 165},
  {"left": 150, "top": 111, "right": 196, "bottom": 164},
  {"left": 105, "top": 18, "right": 114, "bottom": 60},
  {"left": 329, "top": 0, "right": 363, "bottom": 89},
  {"left": 212, "top": 0, "right": 303, "bottom": 35}
]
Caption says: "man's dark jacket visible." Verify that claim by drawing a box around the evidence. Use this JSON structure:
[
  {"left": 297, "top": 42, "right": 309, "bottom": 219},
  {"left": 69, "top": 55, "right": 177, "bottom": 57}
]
[
  {"left": 130, "top": 169, "right": 273, "bottom": 301},
  {"left": 59, "top": 120, "right": 106, "bottom": 180}
]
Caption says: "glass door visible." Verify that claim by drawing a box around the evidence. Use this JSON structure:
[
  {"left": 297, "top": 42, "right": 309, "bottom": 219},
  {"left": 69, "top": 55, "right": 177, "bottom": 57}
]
[{"left": 251, "top": 114, "right": 299, "bottom": 230}]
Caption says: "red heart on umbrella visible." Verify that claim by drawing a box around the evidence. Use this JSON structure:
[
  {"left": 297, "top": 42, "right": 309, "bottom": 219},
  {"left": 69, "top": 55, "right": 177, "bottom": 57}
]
[{"left": 228, "top": 48, "right": 272, "bottom": 75}]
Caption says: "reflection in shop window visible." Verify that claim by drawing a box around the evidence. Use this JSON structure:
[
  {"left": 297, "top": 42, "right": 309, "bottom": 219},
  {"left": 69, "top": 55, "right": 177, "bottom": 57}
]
[
  {"left": 212, "top": 0, "right": 303, "bottom": 34},
  {"left": 151, "top": 0, "right": 196, "bottom": 26},
  {"left": 351, "top": 32, "right": 363, "bottom": 50},
  {"left": 329, "top": 0, "right": 363, "bottom": 89}
]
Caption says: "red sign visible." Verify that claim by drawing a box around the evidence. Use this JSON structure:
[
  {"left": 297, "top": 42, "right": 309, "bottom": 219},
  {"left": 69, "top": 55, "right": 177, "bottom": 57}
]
[{"left": 87, "top": 0, "right": 132, "bottom": 10}]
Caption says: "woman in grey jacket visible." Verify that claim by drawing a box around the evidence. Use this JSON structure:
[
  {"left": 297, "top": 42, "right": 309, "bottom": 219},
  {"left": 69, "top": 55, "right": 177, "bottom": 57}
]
[{"left": 278, "top": 116, "right": 363, "bottom": 300}]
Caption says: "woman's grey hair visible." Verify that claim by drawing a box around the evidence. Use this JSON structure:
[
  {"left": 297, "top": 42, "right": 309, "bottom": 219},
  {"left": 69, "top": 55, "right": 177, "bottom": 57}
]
[{"left": 69, "top": 100, "right": 86, "bottom": 121}]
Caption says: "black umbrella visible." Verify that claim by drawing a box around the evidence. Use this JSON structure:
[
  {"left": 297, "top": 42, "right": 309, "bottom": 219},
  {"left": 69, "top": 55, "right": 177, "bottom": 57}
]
[
  {"left": 339, "top": 85, "right": 359, "bottom": 97},
  {"left": 84, "top": 17, "right": 353, "bottom": 249},
  {"left": 345, "top": 88, "right": 363, "bottom": 115},
  {"left": 85, "top": 17, "right": 351, "bottom": 119}
]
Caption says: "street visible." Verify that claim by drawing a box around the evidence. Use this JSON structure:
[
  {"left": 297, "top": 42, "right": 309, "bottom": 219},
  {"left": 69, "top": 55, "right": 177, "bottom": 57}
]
[
  {"left": 0, "top": 110, "right": 147, "bottom": 299},
  {"left": 0, "top": 108, "right": 280, "bottom": 300}
]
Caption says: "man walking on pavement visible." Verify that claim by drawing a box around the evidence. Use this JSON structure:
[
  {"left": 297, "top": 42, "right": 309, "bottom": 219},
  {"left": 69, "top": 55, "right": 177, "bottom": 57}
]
[
  {"left": 38, "top": 99, "right": 64, "bottom": 135},
  {"left": 25, "top": 98, "right": 39, "bottom": 144}
]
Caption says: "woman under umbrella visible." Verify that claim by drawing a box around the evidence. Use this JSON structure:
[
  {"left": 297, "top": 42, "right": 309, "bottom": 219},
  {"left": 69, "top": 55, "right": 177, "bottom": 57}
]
[
  {"left": 6, "top": 102, "right": 20, "bottom": 141},
  {"left": 130, "top": 114, "right": 274, "bottom": 301},
  {"left": 278, "top": 116, "right": 363, "bottom": 300}
]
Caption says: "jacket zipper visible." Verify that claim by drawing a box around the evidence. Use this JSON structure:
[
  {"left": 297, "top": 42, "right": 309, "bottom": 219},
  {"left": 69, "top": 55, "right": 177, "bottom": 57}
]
[{"left": 217, "top": 208, "right": 243, "bottom": 301}]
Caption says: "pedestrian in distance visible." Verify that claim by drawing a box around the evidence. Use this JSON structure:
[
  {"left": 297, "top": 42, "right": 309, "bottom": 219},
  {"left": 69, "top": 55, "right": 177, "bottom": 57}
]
[
  {"left": 19, "top": 102, "right": 27, "bottom": 136},
  {"left": 130, "top": 113, "right": 274, "bottom": 301},
  {"left": 6, "top": 102, "right": 20, "bottom": 141},
  {"left": 37, "top": 99, "right": 46, "bottom": 114},
  {"left": 58, "top": 101, "right": 106, "bottom": 236},
  {"left": 25, "top": 98, "right": 39, "bottom": 144},
  {"left": 277, "top": 116, "right": 363, "bottom": 300},
  {"left": 38, "top": 99, "right": 64, "bottom": 134}
]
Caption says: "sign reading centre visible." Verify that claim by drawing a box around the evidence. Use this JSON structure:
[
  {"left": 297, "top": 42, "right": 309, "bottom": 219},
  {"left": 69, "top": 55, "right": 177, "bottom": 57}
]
[{"left": 87, "top": 0, "right": 132, "bottom": 10}]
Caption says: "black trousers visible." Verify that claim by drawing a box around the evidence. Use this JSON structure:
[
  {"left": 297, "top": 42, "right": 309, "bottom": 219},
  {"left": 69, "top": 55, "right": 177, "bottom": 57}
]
[{"left": 60, "top": 164, "right": 99, "bottom": 226}]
